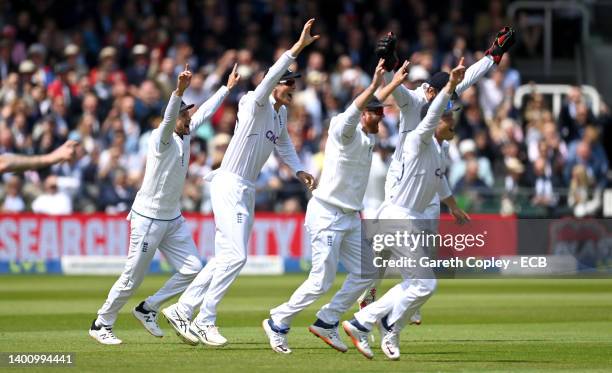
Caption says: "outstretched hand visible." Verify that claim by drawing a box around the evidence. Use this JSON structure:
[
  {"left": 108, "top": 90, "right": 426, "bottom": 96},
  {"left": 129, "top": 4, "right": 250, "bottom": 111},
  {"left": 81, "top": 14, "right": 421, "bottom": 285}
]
[
  {"left": 177, "top": 63, "right": 192, "bottom": 95},
  {"left": 52, "top": 140, "right": 78, "bottom": 163},
  {"left": 448, "top": 57, "right": 465, "bottom": 90},
  {"left": 291, "top": 19, "right": 320, "bottom": 56},
  {"left": 298, "top": 19, "right": 320, "bottom": 48},
  {"left": 391, "top": 60, "right": 410, "bottom": 86},
  {"left": 371, "top": 58, "right": 386, "bottom": 87},
  {"left": 227, "top": 63, "right": 241, "bottom": 90}
]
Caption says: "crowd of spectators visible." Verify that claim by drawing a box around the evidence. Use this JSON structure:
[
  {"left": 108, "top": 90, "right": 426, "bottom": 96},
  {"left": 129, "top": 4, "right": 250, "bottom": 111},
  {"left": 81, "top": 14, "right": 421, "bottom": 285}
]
[{"left": 0, "top": 0, "right": 610, "bottom": 217}]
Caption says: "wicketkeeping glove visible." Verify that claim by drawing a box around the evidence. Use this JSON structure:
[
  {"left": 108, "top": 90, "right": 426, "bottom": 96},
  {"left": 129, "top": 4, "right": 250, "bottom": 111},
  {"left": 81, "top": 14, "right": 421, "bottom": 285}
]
[
  {"left": 375, "top": 32, "right": 399, "bottom": 71},
  {"left": 485, "top": 26, "right": 516, "bottom": 64}
]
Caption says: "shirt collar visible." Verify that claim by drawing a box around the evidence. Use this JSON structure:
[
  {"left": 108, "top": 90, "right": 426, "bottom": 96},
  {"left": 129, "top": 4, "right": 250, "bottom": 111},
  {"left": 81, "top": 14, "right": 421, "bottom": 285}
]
[{"left": 269, "top": 95, "right": 283, "bottom": 113}]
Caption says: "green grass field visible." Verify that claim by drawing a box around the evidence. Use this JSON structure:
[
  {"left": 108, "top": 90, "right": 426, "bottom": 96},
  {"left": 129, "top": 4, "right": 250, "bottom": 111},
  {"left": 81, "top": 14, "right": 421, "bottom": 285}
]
[{"left": 1, "top": 275, "right": 611, "bottom": 372}]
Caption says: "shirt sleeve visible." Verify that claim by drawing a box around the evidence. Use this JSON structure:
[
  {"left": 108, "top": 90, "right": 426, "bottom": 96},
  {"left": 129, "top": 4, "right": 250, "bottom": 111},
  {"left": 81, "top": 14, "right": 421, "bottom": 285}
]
[
  {"left": 275, "top": 119, "right": 303, "bottom": 176},
  {"left": 384, "top": 71, "right": 421, "bottom": 109},
  {"left": 189, "top": 85, "right": 229, "bottom": 132},
  {"left": 158, "top": 92, "right": 182, "bottom": 152},
  {"left": 438, "top": 175, "right": 452, "bottom": 200},
  {"left": 253, "top": 51, "right": 296, "bottom": 105},
  {"left": 412, "top": 90, "right": 451, "bottom": 142},
  {"left": 329, "top": 102, "right": 361, "bottom": 145},
  {"left": 455, "top": 55, "right": 495, "bottom": 95}
]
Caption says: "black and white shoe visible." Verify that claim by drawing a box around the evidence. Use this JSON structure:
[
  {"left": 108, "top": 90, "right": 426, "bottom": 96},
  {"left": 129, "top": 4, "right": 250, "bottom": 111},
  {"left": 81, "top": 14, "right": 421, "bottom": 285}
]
[
  {"left": 161, "top": 303, "right": 199, "bottom": 346},
  {"left": 89, "top": 319, "right": 122, "bottom": 345},
  {"left": 133, "top": 301, "right": 163, "bottom": 337}
]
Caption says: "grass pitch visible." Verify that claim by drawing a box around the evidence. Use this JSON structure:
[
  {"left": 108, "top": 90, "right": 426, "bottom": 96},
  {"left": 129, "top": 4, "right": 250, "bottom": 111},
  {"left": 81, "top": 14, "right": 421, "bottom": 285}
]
[{"left": 0, "top": 275, "right": 611, "bottom": 372}]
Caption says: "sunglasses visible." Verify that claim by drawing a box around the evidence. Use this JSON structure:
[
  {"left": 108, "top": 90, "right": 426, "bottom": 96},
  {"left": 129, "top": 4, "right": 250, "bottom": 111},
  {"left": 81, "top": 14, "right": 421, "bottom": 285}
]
[{"left": 280, "top": 79, "right": 296, "bottom": 87}]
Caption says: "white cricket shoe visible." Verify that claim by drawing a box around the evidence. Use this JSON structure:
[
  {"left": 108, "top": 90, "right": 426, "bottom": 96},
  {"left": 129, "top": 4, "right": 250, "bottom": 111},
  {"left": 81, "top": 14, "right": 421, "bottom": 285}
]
[
  {"left": 189, "top": 322, "right": 228, "bottom": 346},
  {"left": 380, "top": 326, "right": 400, "bottom": 360},
  {"left": 89, "top": 320, "right": 122, "bottom": 345},
  {"left": 132, "top": 302, "right": 163, "bottom": 337},
  {"left": 161, "top": 304, "right": 199, "bottom": 346},
  {"left": 308, "top": 324, "right": 348, "bottom": 352},
  {"left": 262, "top": 319, "right": 291, "bottom": 354},
  {"left": 342, "top": 320, "right": 373, "bottom": 359}
]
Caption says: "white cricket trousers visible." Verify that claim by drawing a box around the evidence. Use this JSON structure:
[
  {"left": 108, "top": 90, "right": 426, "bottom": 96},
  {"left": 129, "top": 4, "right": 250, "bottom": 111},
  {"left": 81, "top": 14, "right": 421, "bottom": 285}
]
[
  {"left": 354, "top": 203, "right": 437, "bottom": 331},
  {"left": 177, "top": 170, "right": 255, "bottom": 325},
  {"left": 361, "top": 197, "right": 440, "bottom": 330},
  {"left": 96, "top": 212, "right": 203, "bottom": 326},
  {"left": 270, "top": 197, "right": 376, "bottom": 329}
]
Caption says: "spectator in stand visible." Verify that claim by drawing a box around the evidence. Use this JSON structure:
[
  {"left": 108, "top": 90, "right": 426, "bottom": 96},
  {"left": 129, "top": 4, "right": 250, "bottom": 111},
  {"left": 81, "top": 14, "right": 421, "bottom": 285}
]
[
  {"left": 479, "top": 69, "right": 505, "bottom": 121},
  {"left": 454, "top": 159, "right": 491, "bottom": 211},
  {"left": 568, "top": 164, "right": 602, "bottom": 217},
  {"left": 99, "top": 167, "right": 136, "bottom": 214},
  {"left": 531, "top": 157, "right": 558, "bottom": 209},
  {"left": 126, "top": 44, "right": 149, "bottom": 87},
  {"left": 565, "top": 127, "right": 609, "bottom": 188},
  {"left": 31, "top": 174, "right": 72, "bottom": 215},
  {"left": 559, "top": 93, "right": 595, "bottom": 143},
  {"left": 449, "top": 139, "right": 494, "bottom": 189},
  {"left": 1, "top": 175, "right": 26, "bottom": 212}
]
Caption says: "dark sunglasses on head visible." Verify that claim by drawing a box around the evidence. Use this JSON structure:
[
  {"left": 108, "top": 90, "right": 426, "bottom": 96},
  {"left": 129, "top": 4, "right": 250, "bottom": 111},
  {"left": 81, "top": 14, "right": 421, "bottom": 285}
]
[{"left": 280, "top": 79, "right": 296, "bottom": 87}]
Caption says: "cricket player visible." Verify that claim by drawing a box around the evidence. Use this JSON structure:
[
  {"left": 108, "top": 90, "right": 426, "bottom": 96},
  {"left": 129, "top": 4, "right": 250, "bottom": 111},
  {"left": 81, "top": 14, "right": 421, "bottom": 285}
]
[
  {"left": 357, "top": 27, "right": 516, "bottom": 319},
  {"left": 88, "top": 63, "right": 240, "bottom": 345},
  {"left": 342, "top": 59, "right": 469, "bottom": 360},
  {"left": 162, "top": 19, "right": 318, "bottom": 347},
  {"left": 262, "top": 59, "right": 410, "bottom": 354}
]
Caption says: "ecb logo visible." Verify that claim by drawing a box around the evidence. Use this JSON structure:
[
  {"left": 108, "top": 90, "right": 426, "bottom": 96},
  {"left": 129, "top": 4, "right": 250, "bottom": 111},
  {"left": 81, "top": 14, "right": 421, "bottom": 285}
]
[{"left": 266, "top": 130, "right": 279, "bottom": 144}]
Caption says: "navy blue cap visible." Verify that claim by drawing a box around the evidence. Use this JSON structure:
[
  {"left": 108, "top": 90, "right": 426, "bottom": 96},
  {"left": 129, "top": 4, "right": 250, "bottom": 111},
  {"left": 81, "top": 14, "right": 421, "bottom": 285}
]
[
  {"left": 365, "top": 97, "right": 387, "bottom": 111},
  {"left": 427, "top": 72, "right": 449, "bottom": 92},
  {"left": 278, "top": 70, "right": 301, "bottom": 83},
  {"left": 180, "top": 100, "right": 194, "bottom": 112}
]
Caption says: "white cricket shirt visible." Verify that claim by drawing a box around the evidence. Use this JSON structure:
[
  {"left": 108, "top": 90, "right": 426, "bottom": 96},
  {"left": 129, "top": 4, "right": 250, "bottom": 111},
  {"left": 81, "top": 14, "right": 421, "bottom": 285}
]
[
  {"left": 390, "top": 90, "right": 453, "bottom": 214},
  {"left": 131, "top": 86, "right": 228, "bottom": 220},
  {"left": 313, "top": 103, "right": 375, "bottom": 211},
  {"left": 219, "top": 51, "right": 303, "bottom": 182},
  {"left": 384, "top": 56, "right": 495, "bottom": 200}
]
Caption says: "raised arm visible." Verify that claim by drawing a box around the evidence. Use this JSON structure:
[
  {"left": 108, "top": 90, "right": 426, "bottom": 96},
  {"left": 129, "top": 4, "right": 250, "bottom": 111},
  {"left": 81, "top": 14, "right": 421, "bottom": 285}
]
[
  {"left": 375, "top": 32, "right": 422, "bottom": 109},
  {"left": 454, "top": 26, "right": 515, "bottom": 95},
  {"left": 376, "top": 60, "right": 409, "bottom": 103},
  {"left": 330, "top": 59, "right": 386, "bottom": 144},
  {"left": 0, "top": 140, "right": 77, "bottom": 173},
  {"left": 413, "top": 58, "right": 465, "bottom": 141},
  {"left": 455, "top": 55, "right": 495, "bottom": 95},
  {"left": 253, "top": 19, "right": 320, "bottom": 105},
  {"left": 190, "top": 64, "right": 240, "bottom": 132},
  {"left": 159, "top": 64, "right": 191, "bottom": 146}
]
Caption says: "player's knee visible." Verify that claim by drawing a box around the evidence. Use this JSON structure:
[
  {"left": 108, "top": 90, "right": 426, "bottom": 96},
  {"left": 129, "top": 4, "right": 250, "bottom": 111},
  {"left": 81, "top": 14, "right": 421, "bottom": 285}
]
[
  {"left": 180, "top": 259, "right": 203, "bottom": 277},
  {"left": 310, "top": 277, "right": 334, "bottom": 295},
  {"left": 421, "top": 278, "right": 437, "bottom": 295}
]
